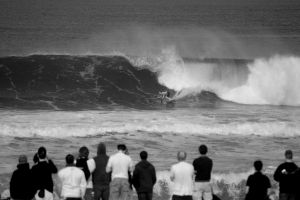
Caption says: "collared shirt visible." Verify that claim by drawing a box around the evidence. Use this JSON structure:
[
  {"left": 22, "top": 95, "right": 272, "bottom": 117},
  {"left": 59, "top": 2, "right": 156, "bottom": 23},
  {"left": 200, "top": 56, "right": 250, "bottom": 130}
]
[
  {"left": 58, "top": 166, "right": 87, "bottom": 198},
  {"left": 170, "top": 161, "right": 194, "bottom": 196},
  {"left": 106, "top": 151, "right": 134, "bottom": 180}
]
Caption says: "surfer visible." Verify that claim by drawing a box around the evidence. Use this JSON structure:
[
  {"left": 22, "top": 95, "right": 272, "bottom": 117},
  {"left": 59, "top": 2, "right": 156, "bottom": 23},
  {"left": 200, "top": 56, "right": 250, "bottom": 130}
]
[{"left": 158, "top": 91, "right": 173, "bottom": 104}]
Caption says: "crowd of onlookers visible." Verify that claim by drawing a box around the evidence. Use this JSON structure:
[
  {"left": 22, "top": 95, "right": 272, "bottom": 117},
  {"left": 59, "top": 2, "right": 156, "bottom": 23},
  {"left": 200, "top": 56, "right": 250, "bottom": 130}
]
[{"left": 1, "top": 143, "right": 300, "bottom": 200}]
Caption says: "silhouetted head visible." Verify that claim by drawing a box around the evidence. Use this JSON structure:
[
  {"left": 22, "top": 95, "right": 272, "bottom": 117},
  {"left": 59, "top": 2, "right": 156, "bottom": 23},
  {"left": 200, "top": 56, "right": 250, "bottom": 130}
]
[
  {"left": 79, "top": 146, "right": 89, "bottom": 158},
  {"left": 140, "top": 151, "right": 148, "bottom": 160},
  {"left": 38, "top": 147, "right": 47, "bottom": 159},
  {"left": 254, "top": 160, "right": 263, "bottom": 171},
  {"left": 117, "top": 144, "right": 126, "bottom": 151},
  {"left": 199, "top": 144, "right": 208, "bottom": 155},
  {"left": 97, "top": 143, "right": 107, "bottom": 155},
  {"left": 66, "top": 154, "right": 74, "bottom": 165},
  {"left": 18, "top": 155, "right": 27, "bottom": 164},
  {"left": 177, "top": 151, "right": 187, "bottom": 161},
  {"left": 285, "top": 150, "right": 293, "bottom": 160}
]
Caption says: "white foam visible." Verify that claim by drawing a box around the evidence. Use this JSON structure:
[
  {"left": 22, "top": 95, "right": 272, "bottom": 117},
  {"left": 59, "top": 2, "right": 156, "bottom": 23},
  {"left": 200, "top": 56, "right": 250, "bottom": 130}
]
[
  {"left": 154, "top": 48, "right": 300, "bottom": 106},
  {"left": 0, "top": 110, "right": 299, "bottom": 138}
]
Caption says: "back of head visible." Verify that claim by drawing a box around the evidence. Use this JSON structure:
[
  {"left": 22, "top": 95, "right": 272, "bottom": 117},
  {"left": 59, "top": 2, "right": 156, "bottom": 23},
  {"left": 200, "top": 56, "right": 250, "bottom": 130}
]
[
  {"left": 199, "top": 144, "right": 208, "bottom": 155},
  {"left": 254, "top": 160, "right": 263, "bottom": 171},
  {"left": 97, "top": 142, "right": 107, "bottom": 155},
  {"left": 38, "top": 146, "right": 47, "bottom": 159},
  {"left": 177, "top": 151, "right": 187, "bottom": 161},
  {"left": 140, "top": 151, "right": 148, "bottom": 160},
  {"left": 285, "top": 150, "right": 293, "bottom": 160},
  {"left": 66, "top": 154, "right": 74, "bottom": 165},
  {"left": 117, "top": 144, "right": 126, "bottom": 151},
  {"left": 19, "top": 155, "right": 28, "bottom": 164},
  {"left": 79, "top": 146, "right": 89, "bottom": 158}
]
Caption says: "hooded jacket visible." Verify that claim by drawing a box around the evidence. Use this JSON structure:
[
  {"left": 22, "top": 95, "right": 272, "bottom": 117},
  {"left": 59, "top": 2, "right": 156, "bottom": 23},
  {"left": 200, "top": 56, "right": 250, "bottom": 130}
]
[
  {"left": 10, "top": 163, "right": 35, "bottom": 200},
  {"left": 92, "top": 143, "right": 110, "bottom": 187},
  {"left": 31, "top": 159, "right": 58, "bottom": 193},
  {"left": 132, "top": 160, "right": 157, "bottom": 193}
]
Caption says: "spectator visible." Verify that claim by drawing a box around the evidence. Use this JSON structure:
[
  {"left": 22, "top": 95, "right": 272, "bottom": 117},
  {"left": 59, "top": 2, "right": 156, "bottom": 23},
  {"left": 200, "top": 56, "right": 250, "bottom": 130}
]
[
  {"left": 170, "top": 151, "right": 194, "bottom": 200},
  {"left": 76, "top": 146, "right": 93, "bottom": 200},
  {"left": 193, "top": 144, "right": 213, "bottom": 200},
  {"left": 88, "top": 143, "right": 110, "bottom": 200},
  {"left": 58, "top": 154, "right": 87, "bottom": 200},
  {"left": 274, "top": 150, "right": 298, "bottom": 200},
  {"left": 76, "top": 146, "right": 91, "bottom": 181},
  {"left": 106, "top": 144, "right": 134, "bottom": 200},
  {"left": 31, "top": 147, "right": 57, "bottom": 200},
  {"left": 245, "top": 160, "right": 271, "bottom": 200},
  {"left": 10, "top": 155, "right": 35, "bottom": 200},
  {"left": 132, "top": 151, "right": 157, "bottom": 200}
]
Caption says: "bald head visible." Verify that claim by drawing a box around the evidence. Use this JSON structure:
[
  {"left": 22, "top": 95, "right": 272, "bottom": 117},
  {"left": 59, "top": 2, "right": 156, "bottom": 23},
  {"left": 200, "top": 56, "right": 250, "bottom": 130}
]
[{"left": 177, "top": 151, "right": 187, "bottom": 161}]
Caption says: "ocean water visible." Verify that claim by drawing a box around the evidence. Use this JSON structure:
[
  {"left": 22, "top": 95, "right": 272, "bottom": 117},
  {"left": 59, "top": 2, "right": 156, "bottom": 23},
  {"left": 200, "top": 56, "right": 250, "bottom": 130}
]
[{"left": 1, "top": 0, "right": 300, "bottom": 200}]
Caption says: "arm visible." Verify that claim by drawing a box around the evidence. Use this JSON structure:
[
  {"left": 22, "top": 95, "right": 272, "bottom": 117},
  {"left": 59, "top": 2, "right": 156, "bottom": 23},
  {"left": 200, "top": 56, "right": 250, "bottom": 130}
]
[
  {"left": 10, "top": 172, "right": 17, "bottom": 199},
  {"left": 170, "top": 166, "right": 175, "bottom": 182},
  {"left": 106, "top": 158, "right": 112, "bottom": 173},
  {"left": 132, "top": 167, "right": 139, "bottom": 190},
  {"left": 80, "top": 172, "right": 87, "bottom": 199},
  {"left": 152, "top": 166, "right": 157, "bottom": 185},
  {"left": 129, "top": 158, "right": 134, "bottom": 173},
  {"left": 87, "top": 159, "right": 96, "bottom": 174},
  {"left": 273, "top": 165, "right": 283, "bottom": 182},
  {"left": 48, "top": 159, "right": 58, "bottom": 174}
]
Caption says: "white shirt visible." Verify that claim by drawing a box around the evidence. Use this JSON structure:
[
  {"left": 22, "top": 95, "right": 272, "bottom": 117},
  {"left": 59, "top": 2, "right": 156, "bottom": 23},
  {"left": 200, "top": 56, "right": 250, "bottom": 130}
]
[
  {"left": 58, "top": 166, "right": 87, "bottom": 198},
  {"left": 170, "top": 161, "right": 194, "bottom": 196},
  {"left": 86, "top": 158, "right": 96, "bottom": 188},
  {"left": 106, "top": 151, "right": 134, "bottom": 180}
]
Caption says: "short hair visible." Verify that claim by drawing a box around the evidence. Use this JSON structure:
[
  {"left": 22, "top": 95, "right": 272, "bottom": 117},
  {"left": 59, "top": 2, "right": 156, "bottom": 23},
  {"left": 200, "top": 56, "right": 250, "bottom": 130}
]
[
  {"left": 117, "top": 144, "right": 126, "bottom": 151},
  {"left": 285, "top": 150, "right": 293, "bottom": 159},
  {"left": 177, "top": 151, "right": 187, "bottom": 161},
  {"left": 19, "top": 155, "right": 27, "bottom": 164},
  {"left": 140, "top": 151, "right": 148, "bottom": 160},
  {"left": 38, "top": 147, "right": 47, "bottom": 159},
  {"left": 254, "top": 160, "right": 263, "bottom": 171},
  {"left": 199, "top": 145, "right": 208, "bottom": 155},
  {"left": 79, "top": 146, "right": 89, "bottom": 158},
  {"left": 66, "top": 154, "right": 74, "bottom": 165}
]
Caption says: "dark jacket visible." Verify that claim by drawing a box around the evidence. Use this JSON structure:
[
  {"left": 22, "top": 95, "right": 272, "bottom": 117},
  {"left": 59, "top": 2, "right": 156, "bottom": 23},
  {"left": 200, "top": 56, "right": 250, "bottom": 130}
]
[
  {"left": 92, "top": 143, "right": 110, "bottom": 188},
  {"left": 132, "top": 160, "right": 157, "bottom": 193},
  {"left": 193, "top": 155, "right": 213, "bottom": 182},
  {"left": 274, "top": 162, "right": 298, "bottom": 193},
  {"left": 76, "top": 157, "right": 90, "bottom": 181},
  {"left": 10, "top": 163, "right": 35, "bottom": 200},
  {"left": 31, "top": 160, "right": 58, "bottom": 193},
  {"left": 245, "top": 171, "right": 271, "bottom": 200}
]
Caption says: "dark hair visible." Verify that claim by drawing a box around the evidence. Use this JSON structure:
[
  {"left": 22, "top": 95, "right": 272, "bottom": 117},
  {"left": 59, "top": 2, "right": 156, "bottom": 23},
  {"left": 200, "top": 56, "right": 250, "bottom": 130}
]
[
  {"left": 33, "top": 153, "right": 39, "bottom": 164},
  {"left": 117, "top": 144, "right": 126, "bottom": 151},
  {"left": 79, "top": 146, "right": 89, "bottom": 158},
  {"left": 199, "top": 145, "right": 208, "bottom": 155},
  {"left": 38, "top": 147, "right": 47, "bottom": 159},
  {"left": 140, "top": 151, "right": 148, "bottom": 160},
  {"left": 254, "top": 160, "right": 263, "bottom": 171},
  {"left": 66, "top": 154, "right": 74, "bottom": 165},
  {"left": 285, "top": 150, "right": 293, "bottom": 159}
]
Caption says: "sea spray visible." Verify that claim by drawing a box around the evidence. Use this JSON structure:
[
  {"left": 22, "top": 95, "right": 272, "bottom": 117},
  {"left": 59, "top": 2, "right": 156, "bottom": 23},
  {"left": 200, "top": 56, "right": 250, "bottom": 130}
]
[{"left": 155, "top": 48, "right": 300, "bottom": 106}]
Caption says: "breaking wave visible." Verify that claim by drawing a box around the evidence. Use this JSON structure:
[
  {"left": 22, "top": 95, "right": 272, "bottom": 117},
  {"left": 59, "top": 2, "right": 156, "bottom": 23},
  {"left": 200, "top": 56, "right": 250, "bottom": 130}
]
[{"left": 0, "top": 51, "right": 299, "bottom": 110}]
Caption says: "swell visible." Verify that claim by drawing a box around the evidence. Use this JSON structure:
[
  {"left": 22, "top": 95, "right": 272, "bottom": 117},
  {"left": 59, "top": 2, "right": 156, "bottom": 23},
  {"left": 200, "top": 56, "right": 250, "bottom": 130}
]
[{"left": 0, "top": 55, "right": 169, "bottom": 110}]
